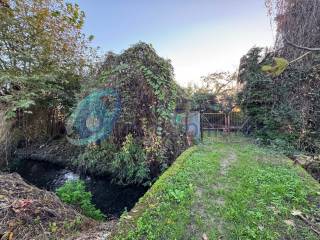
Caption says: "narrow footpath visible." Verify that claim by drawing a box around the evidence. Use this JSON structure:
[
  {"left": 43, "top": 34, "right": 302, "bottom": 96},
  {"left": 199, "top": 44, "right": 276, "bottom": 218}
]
[{"left": 112, "top": 135, "right": 320, "bottom": 240}]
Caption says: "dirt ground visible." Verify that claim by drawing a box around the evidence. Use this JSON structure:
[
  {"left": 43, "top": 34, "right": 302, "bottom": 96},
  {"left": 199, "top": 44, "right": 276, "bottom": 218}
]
[{"left": 0, "top": 172, "right": 114, "bottom": 240}]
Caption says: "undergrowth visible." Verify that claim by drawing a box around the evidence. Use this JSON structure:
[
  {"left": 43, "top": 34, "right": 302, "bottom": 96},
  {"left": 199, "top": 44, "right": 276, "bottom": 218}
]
[
  {"left": 56, "top": 180, "right": 105, "bottom": 221},
  {"left": 73, "top": 134, "right": 150, "bottom": 185}
]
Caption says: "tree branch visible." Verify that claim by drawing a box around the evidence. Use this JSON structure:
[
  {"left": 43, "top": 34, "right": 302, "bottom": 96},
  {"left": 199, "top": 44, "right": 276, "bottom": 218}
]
[
  {"left": 284, "top": 37, "right": 320, "bottom": 51},
  {"left": 289, "top": 51, "right": 312, "bottom": 64}
]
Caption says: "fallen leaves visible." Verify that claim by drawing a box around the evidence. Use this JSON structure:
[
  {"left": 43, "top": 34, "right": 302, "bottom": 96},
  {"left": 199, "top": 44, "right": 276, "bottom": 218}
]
[
  {"left": 11, "top": 199, "right": 34, "bottom": 213},
  {"left": 0, "top": 173, "right": 93, "bottom": 240},
  {"left": 0, "top": 232, "right": 14, "bottom": 240},
  {"left": 202, "top": 233, "right": 208, "bottom": 240},
  {"left": 284, "top": 219, "right": 295, "bottom": 227},
  {"left": 291, "top": 209, "right": 320, "bottom": 236},
  {"left": 8, "top": 232, "right": 13, "bottom": 240},
  {"left": 291, "top": 209, "right": 302, "bottom": 217}
]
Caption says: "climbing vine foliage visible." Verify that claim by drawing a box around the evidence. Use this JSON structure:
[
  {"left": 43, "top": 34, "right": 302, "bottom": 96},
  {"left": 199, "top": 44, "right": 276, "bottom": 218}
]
[
  {"left": 76, "top": 42, "right": 185, "bottom": 184},
  {"left": 239, "top": 48, "right": 320, "bottom": 153}
]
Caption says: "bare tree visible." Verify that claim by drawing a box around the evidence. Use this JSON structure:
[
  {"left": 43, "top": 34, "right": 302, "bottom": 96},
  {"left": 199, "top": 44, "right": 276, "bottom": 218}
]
[{"left": 266, "top": 0, "right": 320, "bottom": 67}]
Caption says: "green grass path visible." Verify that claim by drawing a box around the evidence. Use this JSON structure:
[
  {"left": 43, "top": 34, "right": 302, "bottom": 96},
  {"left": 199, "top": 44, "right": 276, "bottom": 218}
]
[{"left": 112, "top": 135, "right": 320, "bottom": 240}]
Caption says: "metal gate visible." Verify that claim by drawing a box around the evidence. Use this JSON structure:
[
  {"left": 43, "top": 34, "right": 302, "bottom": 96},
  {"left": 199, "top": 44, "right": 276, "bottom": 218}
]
[{"left": 201, "top": 112, "right": 248, "bottom": 133}]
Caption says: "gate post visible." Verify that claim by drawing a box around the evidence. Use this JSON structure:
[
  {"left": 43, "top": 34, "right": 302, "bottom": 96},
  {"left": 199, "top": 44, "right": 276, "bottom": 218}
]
[
  {"left": 200, "top": 112, "right": 203, "bottom": 142},
  {"left": 185, "top": 111, "right": 189, "bottom": 145},
  {"left": 224, "top": 114, "right": 227, "bottom": 132}
]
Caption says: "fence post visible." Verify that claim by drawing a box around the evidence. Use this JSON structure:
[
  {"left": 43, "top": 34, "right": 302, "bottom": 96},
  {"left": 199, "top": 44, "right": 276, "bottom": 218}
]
[
  {"left": 200, "top": 112, "right": 203, "bottom": 142},
  {"left": 224, "top": 114, "right": 227, "bottom": 132},
  {"left": 185, "top": 111, "right": 189, "bottom": 145}
]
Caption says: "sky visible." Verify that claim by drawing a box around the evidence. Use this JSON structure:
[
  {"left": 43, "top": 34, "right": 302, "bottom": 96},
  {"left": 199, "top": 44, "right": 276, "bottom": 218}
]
[{"left": 72, "top": 0, "right": 275, "bottom": 87}]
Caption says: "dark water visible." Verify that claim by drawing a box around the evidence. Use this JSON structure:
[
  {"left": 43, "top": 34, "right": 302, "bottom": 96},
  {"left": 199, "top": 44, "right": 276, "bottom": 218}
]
[{"left": 12, "top": 159, "right": 147, "bottom": 218}]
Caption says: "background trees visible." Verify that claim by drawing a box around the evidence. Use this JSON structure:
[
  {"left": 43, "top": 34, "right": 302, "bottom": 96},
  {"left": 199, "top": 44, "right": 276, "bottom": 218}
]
[
  {"left": 0, "top": 0, "right": 90, "bottom": 73},
  {"left": 0, "top": 0, "right": 96, "bottom": 167},
  {"left": 0, "top": 0, "right": 94, "bottom": 118},
  {"left": 187, "top": 71, "right": 238, "bottom": 113}
]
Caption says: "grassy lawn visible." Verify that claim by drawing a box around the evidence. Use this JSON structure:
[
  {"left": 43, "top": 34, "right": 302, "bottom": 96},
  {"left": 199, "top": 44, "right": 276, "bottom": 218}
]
[{"left": 111, "top": 135, "right": 320, "bottom": 240}]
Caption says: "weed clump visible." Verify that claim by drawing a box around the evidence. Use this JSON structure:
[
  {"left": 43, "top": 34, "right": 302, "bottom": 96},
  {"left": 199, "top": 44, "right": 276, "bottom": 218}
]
[{"left": 56, "top": 180, "right": 105, "bottom": 221}]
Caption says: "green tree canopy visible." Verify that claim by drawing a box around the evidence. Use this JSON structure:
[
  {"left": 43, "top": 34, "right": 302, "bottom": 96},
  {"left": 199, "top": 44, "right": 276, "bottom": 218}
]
[{"left": 0, "top": 0, "right": 94, "bottom": 118}]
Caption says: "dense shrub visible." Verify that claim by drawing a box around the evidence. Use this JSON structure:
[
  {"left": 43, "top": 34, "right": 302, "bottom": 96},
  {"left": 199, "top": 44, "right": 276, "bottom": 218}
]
[
  {"left": 0, "top": 0, "right": 96, "bottom": 164},
  {"left": 110, "top": 134, "right": 149, "bottom": 185},
  {"left": 56, "top": 180, "right": 105, "bottom": 221},
  {"left": 237, "top": 0, "right": 320, "bottom": 154},
  {"left": 238, "top": 48, "right": 320, "bottom": 154},
  {"left": 0, "top": 0, "right": 94, "bottom": 119},
  {"left": 74, "top": 135, "right": 150, "bottom": 185},
  {"left": 72, "top": 140, "right": 117, "bottom": 176},
  {"left": 74, "top": 43, "right": 186, "bottom": 184}
]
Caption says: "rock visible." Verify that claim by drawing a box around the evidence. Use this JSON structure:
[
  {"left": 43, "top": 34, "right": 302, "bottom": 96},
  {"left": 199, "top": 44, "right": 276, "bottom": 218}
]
[{"left": 293, "top": 154, "right": 313, "bottom": 166}]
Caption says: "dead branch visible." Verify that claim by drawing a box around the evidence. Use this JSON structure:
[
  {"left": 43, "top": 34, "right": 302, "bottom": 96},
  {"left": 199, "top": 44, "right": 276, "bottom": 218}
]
[
  {"left": 284, "top": 38, "right": 320, "bottom": 52},
  {"left": 289, "top": 51, "right": 312, "bottom": 64}
]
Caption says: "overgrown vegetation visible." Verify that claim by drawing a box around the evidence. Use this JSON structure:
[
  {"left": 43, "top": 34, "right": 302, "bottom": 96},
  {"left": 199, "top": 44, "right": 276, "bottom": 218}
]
[
  {"left": 0, "top": 0, "right": 97, "bottom": 166},
  {"left": 73, "top": 43, "right": 186, "bottom": 185},
  {"left": 0, "top": 0, "right": 95, "bottom": 118},
  {"left": 73, "top": 134, "right": 150, "bottom": 185},
  {"left": 56, "top": 180, "right": 105, "bottom": 221},
  {"left": 110, "top": 134, "right": 149, "bottom": 185},
  {"left": 238, "top": 0, "right": 320, "bottom": 155},
  {"left": 1, "top": 1, "right": 320, "bottom": 238},
  {"left": 72, "top": 140, "right": 117, "bottom": 176},
  {"left": 238, "top": 47, "right": 320, "bottom": 155},
  {"left": 0, "top": 0, "right": 186, "bottom": 184}
]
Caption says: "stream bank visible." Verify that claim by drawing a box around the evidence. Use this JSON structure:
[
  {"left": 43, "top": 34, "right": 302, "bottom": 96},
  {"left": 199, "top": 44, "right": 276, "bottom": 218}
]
[
  {"left": 0, "top": 173, "right": 100, "bottom": 240},
  {"left": 10, "top": 158, "right": 148, "bottom": 218}
]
